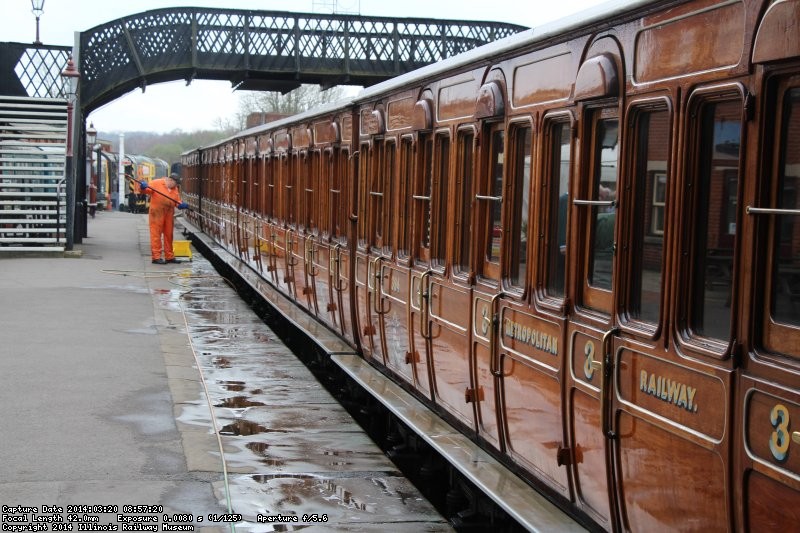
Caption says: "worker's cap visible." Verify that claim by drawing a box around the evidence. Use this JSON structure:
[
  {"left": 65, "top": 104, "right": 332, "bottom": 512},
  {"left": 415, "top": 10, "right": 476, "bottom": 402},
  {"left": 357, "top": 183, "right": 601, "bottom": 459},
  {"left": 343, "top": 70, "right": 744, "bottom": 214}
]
[{"left": 168, "top": 172, "right": 182, "bottom": 184}]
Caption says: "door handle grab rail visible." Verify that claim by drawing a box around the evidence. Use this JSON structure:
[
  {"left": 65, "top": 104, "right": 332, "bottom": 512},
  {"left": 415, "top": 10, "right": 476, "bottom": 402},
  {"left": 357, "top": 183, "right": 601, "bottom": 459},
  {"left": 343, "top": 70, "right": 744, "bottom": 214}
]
[
  {"left": 489, "top": 292, "right": 506, "bottom": 377},
  {"left": 418, "top": 271, "right": 433, "bottom": 338},
  {"left": 746, "top": 206, "right": 800, "bottom": 216},
  {"left": 592, "top": 327, "right": 620, "bottom": 438},
  {"left": 305, "top": 234, "right": 318, "bottom": 277},
  {"left": 368, "top": 256, "right": 385, "bottom": 315},
  {"left": 285, "top": 229, "right": 298, "bottom": 267}
]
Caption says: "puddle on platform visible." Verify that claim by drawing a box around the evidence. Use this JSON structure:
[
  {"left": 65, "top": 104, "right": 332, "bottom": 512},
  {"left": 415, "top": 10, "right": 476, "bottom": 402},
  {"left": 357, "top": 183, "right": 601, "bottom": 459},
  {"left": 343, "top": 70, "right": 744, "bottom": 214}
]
[
  {"left": 215, "top": 396, "right": 266, "bottom": 408},
  {"left": 219, "top": 380, "right": 246, "bottom": 391},
  {"left": 219, "top": 420, "right": 272, "bottom": 436},
  {"left": 213, "top": 357, "right": 232, "bottom": 368},
  {"left": 247, "top": 442, "right": 269, "bottom": 453}
]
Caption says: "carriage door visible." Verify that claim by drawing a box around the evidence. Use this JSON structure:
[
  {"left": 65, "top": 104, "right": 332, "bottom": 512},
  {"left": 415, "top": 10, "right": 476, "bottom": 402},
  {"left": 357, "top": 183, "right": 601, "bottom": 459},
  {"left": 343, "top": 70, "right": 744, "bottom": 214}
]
[
  {"left": 300, "top": 147, "right": 321, "bottom": 315},
  {"left": 270, "top": 136, "right": 294, "bottom": 298},
  {"left": 314, "top": 146, "right": 337, "bottom": 331},
  {"left": 613, "top": 86, "right": 747, "bottom": 531},
  {"left": 377, "top": 135, "right": 420, "bottom": 391},
  {"left": 471, "top": 115, "right": 519, "bottom": 450},
  {"left": 494, "top": 117, "right": 573, "bottom": 500},
  {"left": 331, "top": 146, "right": 355, "bottom": 344},
  {"left": 738, "top": 26, "right": 800, "bottom": 529},
  {"left": 354, "top": 120, "right": 385, "bottom": 363},
  {"left": 565, "top": 51, "right": 621, "bottom": 530},
  {"left": 416, "top": 130, "right": 476, "bottom": 429},
  {"left": 264, "top": 148, "right": 280, "bottom": 285}
]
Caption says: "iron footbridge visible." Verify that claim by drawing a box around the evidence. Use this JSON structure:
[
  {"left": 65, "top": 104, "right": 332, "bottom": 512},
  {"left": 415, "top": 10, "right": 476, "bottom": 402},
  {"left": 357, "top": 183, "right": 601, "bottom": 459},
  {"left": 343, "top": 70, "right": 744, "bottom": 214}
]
[{"left": 78, "top": 8, "right": 526, "bottom": 111}]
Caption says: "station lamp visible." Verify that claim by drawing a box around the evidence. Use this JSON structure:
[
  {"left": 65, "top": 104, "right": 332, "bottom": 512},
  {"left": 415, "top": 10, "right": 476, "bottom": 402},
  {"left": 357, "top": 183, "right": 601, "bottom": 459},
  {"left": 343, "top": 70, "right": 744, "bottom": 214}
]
[
  {"left": 86, "top": 122, "right": 97, "bottom": 146},
  {"left": 60, "top": 56, "right": 81, "bottom": 249},
  {"left": 31, "top": 0, "right": 45, "bottom": 45}
]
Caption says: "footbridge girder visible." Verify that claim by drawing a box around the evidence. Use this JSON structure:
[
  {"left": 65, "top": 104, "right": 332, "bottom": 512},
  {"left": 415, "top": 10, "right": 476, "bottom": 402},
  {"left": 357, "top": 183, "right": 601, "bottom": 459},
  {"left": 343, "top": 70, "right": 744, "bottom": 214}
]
[{"left": 79, "top": 8, "right": 526, "bottom": 112}]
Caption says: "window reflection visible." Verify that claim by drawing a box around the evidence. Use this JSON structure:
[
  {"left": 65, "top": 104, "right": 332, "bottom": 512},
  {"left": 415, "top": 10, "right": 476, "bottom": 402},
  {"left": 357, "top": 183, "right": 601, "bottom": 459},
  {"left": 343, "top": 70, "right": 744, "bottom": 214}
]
[
  {"left": 691, "top": 100, "right": 741, "bottom": 340},
  {"left": 631, "top": 110, "right": 669, "bottom": 324},
  {"left": 547, "top": 122, "right": 570, "bottom": 297},
  {"left": 486, "top": 130, "right": 505, "bottom": 264},
  {"left": 772, "top": 89, "right": 800, "bottom": 327},
  {"left": 589, "top": 119, "right": 619, "bottom": 291}
]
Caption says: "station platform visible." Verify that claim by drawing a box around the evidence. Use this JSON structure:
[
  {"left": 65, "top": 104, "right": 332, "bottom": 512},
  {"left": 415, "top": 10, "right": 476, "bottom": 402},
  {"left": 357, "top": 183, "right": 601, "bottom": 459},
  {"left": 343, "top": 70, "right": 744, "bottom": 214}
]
[{"left": 0, "top": 211, "right": 452, "bottom": 532}]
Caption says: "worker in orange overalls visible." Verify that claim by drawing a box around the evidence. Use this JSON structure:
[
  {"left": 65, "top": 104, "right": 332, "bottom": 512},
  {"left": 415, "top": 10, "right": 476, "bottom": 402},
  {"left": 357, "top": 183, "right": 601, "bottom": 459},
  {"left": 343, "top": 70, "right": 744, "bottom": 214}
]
[{"left": 140, "top": 173, "right": 189, "bottom": 264}]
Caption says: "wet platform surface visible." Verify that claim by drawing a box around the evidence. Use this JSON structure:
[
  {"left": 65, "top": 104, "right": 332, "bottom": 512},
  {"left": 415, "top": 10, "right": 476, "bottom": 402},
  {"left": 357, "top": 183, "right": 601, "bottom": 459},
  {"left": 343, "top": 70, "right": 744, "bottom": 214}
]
[
  {"left": 0, "top": 211, "right": 451, "bottom": 532},
  {"left": 167, "top": 257, "right": 451, "bottom": 531}
]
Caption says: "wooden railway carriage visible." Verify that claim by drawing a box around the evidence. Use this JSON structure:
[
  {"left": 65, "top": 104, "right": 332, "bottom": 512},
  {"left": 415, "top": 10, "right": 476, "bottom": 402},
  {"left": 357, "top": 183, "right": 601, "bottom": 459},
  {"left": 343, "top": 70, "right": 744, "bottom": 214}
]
[{"left": 181, "top": 0, "right": 800, "bottom": 529}]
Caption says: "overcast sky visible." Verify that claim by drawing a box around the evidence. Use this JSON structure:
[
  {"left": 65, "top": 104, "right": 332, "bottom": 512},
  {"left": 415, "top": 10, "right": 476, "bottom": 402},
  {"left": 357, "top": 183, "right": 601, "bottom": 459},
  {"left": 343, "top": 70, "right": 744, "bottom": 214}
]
[{"left": 3, "top": 0, "right": 607, "bottom": 134}]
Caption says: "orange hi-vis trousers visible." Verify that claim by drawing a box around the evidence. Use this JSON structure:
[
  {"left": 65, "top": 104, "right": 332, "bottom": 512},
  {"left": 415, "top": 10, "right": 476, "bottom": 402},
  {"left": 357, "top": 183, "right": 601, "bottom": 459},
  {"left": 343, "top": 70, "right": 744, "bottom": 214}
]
[{"left": 143, "top": 178, "right": 181, "bottom": 261}]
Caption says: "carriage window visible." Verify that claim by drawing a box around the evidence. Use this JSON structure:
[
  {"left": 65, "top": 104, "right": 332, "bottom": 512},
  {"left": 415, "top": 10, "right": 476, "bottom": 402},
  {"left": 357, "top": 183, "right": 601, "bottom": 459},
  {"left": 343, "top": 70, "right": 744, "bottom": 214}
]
[
  {"left": 456, "top": 132, "right": 474, "bottom": 273},
  {"left": 510, "top": 126, "right": 532, "bottom": 288},
  {"left": 483, "top": 127, "right": 505, "bottom": 274},
  {"left": 291, "top": 155, "right": 302, "bottom": 226},
  {"left": 248, "top": 157, "right": 256, "bottom": 212},
  {"left": 770, "top": 88, "right": 800, "bottom": 328},
  {"left": 398, "top": 138, "right": 413, "bottom": 256},
  {"left": 317, "top": 151, "right": 329, "bottom": 235},
  {"left": 357, "top": 143, "right": 371, "bottom": 247},
  {"left": 630, "top": 108, "right": 670, "bottom": 324},
  {"left": 254, "top": 157, "right": 262, "bottom": 215},
  {"left": 689, "top": 99, "right": 741, "bottom": 341},
  {"left": 369, "top": 140, "right": 385, "bottom": 248},
  {"left": 242, "top": 158, "right": 250, "bottom": 211},
  {"left": 302, "top": 153, "right": 315, "bottom": 231},
  {"left": 331, "top": 148, "right": 348, "bottom": 243},
  {"left": 383, "top": 142, "right": 397, "bottom": 253},
  {"left": 546, "top": 121, "right": 571, "bottom": 297},
  {"left": 432, "top": 135, "right": 450, "bottom": 266},
  {"left": 588, "top": 117, "right": 619, "bottom": 292},
  {"left": 283, "top": 155, "right": 294, "bottom": 224},
  {"left": 414, "top": 134, "right": 434, "bottom": 262},
  {"left": 267, "top": 157, "right": 277, "bottom": 220}
]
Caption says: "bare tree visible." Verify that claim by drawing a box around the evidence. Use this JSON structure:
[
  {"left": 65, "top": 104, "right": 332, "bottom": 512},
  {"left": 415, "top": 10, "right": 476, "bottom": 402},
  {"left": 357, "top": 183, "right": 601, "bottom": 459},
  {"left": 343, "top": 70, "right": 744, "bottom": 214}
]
[{"left": 237, "top": 84, "right": 354, "bottom": 117}]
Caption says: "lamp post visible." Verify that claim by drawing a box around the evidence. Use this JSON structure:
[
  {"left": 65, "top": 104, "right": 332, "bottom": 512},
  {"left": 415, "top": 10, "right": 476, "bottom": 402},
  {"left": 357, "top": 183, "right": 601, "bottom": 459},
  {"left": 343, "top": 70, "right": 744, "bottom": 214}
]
[
  {"left": 60, "top": 56, "right": 79, "bottom": 250},
  {"left": 86, "top": 122, "right": 98, "bottom": 219},
  {"left": 31, "top": 0, "right": 45, "bottom": 45}
]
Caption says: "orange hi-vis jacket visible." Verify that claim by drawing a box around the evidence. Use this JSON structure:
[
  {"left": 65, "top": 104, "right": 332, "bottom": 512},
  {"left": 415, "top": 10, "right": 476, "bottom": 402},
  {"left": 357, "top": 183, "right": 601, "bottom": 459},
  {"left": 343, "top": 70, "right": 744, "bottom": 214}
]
[{"left": 143, "top": 178, "right": 182, "bottom": 260}]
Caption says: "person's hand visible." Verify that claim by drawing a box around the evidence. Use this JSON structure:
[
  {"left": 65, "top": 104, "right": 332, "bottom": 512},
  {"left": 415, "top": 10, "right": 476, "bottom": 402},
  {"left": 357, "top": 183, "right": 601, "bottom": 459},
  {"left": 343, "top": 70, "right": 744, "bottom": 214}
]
[
  {"left": 177, "top": 202, "right": 189, "bottom": 209},
  {"left": 139, "top": 181, "right": 148, "bottom": 190}
]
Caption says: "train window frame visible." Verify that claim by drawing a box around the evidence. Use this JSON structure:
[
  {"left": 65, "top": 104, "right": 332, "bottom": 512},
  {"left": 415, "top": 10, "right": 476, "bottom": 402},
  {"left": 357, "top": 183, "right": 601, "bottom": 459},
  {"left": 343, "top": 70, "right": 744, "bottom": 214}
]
[
  {"left": 332, "top": 146, "right": 350, "bottom": 245},
  {"left": 477, "top": 122, "right": 505, "bottom": 283},
  {"left": 454, "top": 126, "right": 477, "bottom": 280},
  {"left": 382, "top": 139, "right": 397, "bottom": 258},
  {"left": 357, "top": 140, "right": 372, "bottom": 250},
  {"left": 367, "top": 138, "right": 385, "bottom": 251},
  {"left": 759, "top": 75, "right": 800, "bottom": 358},
  {"left": 243, "top": 155, "right": 252, "bottom": 213},
  {"left": 299, "top": 150, "right": 314, "bottom": 232},
  {"left": 396, "top": 135, "right": 415, "bottom": 262},
  {"left": 619, "top": 96, "right": 673, "bottom": 338},
  {"left": 254, "top": 153, "right": 263, "bottom": 216},
  {"left": 577, "top": 105, "right": 620, "bottom": 315},
  {"left": 678, "top": 83, "right": 747, "bottom": 358},
  {"left": 506, "top": 118, "right": 534, "bottom": 296},
  {"left": 537, "top": 110, "right": 575, "bottom": 311},
  {"left": 266, "top": 154, "right": 276, "bottom": 222},
  {"left": 319, "top": 147, "right": 333, "bottom": 239},
  {"left": 413, "top": 132, "right": 434, "bottom": 266},
  {"left": 288, "top": 152, "right": 300, "bottom": 229},
  {"left": 309, "top": 149, "right": 322, "bottom": 236},
  {"left": 431, "top": 131, "right": 451, "bottom": 270}
]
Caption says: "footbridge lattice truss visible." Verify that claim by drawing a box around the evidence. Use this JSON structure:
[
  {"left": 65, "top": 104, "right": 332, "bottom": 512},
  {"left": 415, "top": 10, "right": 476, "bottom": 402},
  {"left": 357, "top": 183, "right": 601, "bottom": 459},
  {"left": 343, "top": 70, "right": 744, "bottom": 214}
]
[{"left": 78, "top": 8, "right": 526, "bottom": 111}]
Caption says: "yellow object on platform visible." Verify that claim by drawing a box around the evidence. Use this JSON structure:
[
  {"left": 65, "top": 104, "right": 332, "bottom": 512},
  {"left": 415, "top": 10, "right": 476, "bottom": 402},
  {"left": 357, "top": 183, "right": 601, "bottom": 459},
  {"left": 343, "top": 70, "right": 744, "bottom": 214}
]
[{"left": 173, "top": 240, "right": 192, "bottom": 259}]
